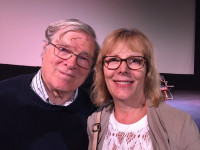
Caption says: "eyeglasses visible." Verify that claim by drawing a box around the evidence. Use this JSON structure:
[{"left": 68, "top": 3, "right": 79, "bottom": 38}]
[
  {"left": 103, "top": 56, "right": 146, "bottom": 70},
  {"left": 48, "top": 42, "right": 93, "bottom": 69}
]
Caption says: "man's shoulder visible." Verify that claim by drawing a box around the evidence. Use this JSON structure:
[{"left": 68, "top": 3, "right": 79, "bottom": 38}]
[
  {"left": 0, "top": 73, "right": 36, "bottom": 91},
  {"left": 76, "top": 87, "right": 97, "bottom": 112},
  {"left": 0, "top": 73, "right": 37, "bottom": 106},
  {"left": 78, "top": 87, "right": 90, "bottom": 97},
  {"left": 0, "top": 73, "right": 35, "bottom": 83}
]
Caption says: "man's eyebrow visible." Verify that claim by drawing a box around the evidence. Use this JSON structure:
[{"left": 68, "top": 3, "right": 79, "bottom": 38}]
[
  {"left": 56, "top": 41, "right": 93, "bottom": 57},
  {"left": 56, "top": 41, "right": 70, "bottom": 47}
]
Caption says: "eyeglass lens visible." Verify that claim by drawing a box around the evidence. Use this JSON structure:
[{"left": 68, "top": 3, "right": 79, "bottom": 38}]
[
  {"left": 50, "top": 42, "right": 92, "bottom": 69},
  {"left": 104, "top": 56, "right": 145, "bottom": 70}
]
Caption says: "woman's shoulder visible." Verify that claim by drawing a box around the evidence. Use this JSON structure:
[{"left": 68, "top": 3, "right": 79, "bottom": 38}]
[
  {"left": 157, "top": 102, "right": 189, "bottom": 118},
  {"left": 149, "top": 102, "right": 199, "bottom": 133},
  {"left": 87, "top": 107, "right": 102, "bottom": 124},
  {"left": 88, "top": 103, "right": 113, "bottom": 124},
  {"left": 148, "top": 101, "right": 197, "bottom": 134},
  {"left": 148, "top": 102, "right": 200, "bottom": 149}
]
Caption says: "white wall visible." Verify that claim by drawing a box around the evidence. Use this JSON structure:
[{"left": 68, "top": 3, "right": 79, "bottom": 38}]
[{"left": 0, "top": 0, "right": 195, "bottom": 74}]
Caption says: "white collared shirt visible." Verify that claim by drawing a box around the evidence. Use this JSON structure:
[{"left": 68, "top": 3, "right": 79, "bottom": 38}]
[{"left": 31, "top": 69, "right": 78, "bottom": 106}]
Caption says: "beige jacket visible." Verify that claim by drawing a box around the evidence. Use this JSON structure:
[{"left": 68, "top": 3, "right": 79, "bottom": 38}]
[{"left": 87, "top": 102, "right": 200, "bottom": 150}]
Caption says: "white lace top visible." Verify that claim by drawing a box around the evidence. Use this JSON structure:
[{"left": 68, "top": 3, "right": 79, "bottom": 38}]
[{"left": 102, "top": 111, "right": 153, "bottom": 150}]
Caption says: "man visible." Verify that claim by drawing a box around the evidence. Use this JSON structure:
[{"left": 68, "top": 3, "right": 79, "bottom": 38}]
[{"left": 0, "top": 19, "right": 99, "bottom": 150}]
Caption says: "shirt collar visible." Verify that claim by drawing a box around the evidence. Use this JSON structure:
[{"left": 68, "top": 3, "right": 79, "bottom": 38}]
[{"left": 31, "top": 69, "right": 78, "bottom": 106}]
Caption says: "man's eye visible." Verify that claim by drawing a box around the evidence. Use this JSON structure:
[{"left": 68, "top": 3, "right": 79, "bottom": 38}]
[
  {"left": 59, "top": 47, "right": 71, "bottom": 53},
  {"left": 59, "top": 47, "right": 66, "bottom": 52},
  {"left": 79, "top": 55, "right": 89, "bottom": 61}
]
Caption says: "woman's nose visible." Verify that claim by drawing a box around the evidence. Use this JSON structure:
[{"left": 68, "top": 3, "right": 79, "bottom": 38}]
[{"left": 117, "top": 61, "right": 129, "bottom": 73}]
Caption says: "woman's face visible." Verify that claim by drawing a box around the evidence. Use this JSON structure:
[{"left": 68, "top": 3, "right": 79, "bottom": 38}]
[{"left": 103, "top": 45, "right": 146, "bottom": 102}]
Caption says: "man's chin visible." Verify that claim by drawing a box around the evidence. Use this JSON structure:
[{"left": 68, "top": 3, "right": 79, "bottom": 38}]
[
  {"left": 52, "top": 80, "right": 83, "bottom": 92},
  {"left": 53, "top": 86, "right": 75, "bottom": 92}
]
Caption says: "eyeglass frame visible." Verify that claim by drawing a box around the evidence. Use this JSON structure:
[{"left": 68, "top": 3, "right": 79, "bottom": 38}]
[
  {"left": 47, "top": 41, "right": 93, "bottom": 69},
  {"left": 103, "top": 56, "right": 146, "bottom": 70}
]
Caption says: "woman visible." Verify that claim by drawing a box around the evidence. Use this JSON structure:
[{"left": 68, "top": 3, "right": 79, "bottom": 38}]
[{"left": 87, "top": 28, "right": 200, "bottom": 150}]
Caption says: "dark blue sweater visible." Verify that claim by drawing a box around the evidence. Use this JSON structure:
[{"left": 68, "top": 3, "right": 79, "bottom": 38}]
[{"left": 0, "top": 73, "right": 96, "bottom": 150}]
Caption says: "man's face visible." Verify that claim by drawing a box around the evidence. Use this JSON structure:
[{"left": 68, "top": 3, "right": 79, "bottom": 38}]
[{"left": 41, "top": 31, "right": 95, "bottom": 93}]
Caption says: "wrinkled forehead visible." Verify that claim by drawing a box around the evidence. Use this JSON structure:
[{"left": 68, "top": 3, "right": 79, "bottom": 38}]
[
  {"left": 52, "top": 29, "right": 95, "bottom": 56},
  {"left": 58, "top": 35, "right": 90, "bottom": 47},
  {"left": 53, "top": 29, "right": 90, "bottom": 42}
]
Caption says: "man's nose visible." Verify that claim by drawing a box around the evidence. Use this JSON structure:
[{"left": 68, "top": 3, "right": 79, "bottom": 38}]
[{"left": 64, "top": 54, "right": 78, "bottom": 68}]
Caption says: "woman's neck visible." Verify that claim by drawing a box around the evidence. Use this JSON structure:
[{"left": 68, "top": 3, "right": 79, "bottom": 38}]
[{"left": 113, "top": 96, "right": 147, "bottom": 124}]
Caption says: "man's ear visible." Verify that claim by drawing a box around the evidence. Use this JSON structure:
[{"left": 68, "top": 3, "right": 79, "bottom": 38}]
[{"left": 43, "top": 42, "right": 49, "bottom": 52}]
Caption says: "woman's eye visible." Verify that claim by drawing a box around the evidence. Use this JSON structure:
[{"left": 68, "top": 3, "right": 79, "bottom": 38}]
[
  {"left": 108, "top": 58, "right": 119, "bottom": 63},
  {"left": 130, "top": 58, "right": 141, "bottom": 64},
  {"left": 133, "top": 58, "right": 140, "bottom": 62}
]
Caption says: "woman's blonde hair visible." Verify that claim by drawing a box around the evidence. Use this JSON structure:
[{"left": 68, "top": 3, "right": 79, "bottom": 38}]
[{"left": 91, "top": 28, "right": 164, "bottom": 107}]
